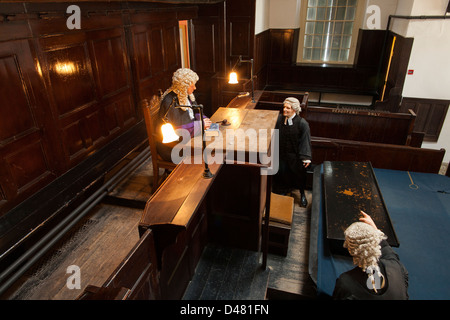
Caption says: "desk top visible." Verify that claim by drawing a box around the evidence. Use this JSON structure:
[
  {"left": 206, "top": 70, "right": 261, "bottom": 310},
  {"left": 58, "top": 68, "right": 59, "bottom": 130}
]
[
  {"left": 140, "top": 104, "right": 279, "bottom": 229},
  {"left": 323, "top": 161, "right": 399, "bottom": 247},
  {"left": 140, "top": 161, "right": 222, "bottom": 228},
  {"left": 191, "top": 107, "right": 279, "bottom": 159}
]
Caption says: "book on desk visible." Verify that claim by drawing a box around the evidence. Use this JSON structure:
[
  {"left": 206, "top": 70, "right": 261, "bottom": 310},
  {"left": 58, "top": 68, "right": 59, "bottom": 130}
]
[{"left": 205, "top": 122, "right": 220, "bottom": 136}]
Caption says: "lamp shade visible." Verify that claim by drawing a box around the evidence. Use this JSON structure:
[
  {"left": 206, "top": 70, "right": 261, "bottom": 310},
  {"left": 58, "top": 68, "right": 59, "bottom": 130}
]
[
  {"left": 161, "top": 123, "right": 179, "bottom": 143},
  {"left": 228, "top": 71, "right": 238, "bottom": 84}
]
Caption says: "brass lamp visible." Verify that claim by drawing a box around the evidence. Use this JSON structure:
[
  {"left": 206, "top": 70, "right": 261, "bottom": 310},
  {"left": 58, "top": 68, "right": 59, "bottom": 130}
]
[{"left": 228, "top": 55, "right": 255, "bottom": 103}]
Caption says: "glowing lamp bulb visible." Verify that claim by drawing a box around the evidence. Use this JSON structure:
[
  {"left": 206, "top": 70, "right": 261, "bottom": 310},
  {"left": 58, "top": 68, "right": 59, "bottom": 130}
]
[
  {"left": 161, "top": 123, "right": 179, "bottom": 143},
  {"left": 228, "top": 72, "right": 238, "bottom": 84}
]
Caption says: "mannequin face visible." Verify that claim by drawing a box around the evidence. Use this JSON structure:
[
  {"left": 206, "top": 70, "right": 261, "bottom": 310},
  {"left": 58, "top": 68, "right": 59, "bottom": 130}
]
[
  {"left": 187, "top": 82, "right": 196, "bottom": 95},
  {"left": 283, "top": 103, "right": 296, "bottom": 118}
]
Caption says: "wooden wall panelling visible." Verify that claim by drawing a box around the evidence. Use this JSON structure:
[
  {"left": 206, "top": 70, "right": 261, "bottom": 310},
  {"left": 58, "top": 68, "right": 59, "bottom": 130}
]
[
  {"left": 38, "top": 30, "right": 129, "bottom": 167},
  {"left": 400, "top": 98, "right": 450, "bottom": 142},
  {"left": 0, "top": 1, "right": 202, "bottom": 217},
  {"left": 190, "top": 2, "right": 225, "bottom": 115},
  {"left": 355, "top": 29, "right": 387, "bottom": 68},
  {"left": 269, "top": 29, "right": 298, "bottom": 65},
  {"left": 209, "top": 0, "right": 255, "bottom": 111},
  {"left": 264, "top": 29, "right": 386, "bottom": 96},
  {"left": 130, "top": 10, "right": 182, "bottom": 104},
  {"left": 0, "top": 37, "right": 60, "bottom": 215},
  {"left": 226, "top": 0, "right": 255, "bottom": 76},
  {"left": 254, "top": 29, "right": 270, "bottom": 90}
]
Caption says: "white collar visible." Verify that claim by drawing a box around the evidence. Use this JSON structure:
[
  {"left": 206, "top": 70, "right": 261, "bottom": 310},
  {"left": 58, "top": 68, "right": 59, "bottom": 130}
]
[{"left": 287, "top": 113, "right": 296, "bottom": 125}]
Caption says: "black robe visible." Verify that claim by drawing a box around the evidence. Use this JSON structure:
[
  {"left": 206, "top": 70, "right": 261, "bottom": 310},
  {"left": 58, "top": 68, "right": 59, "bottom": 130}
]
[
  {"left": 332, "top": 240, "right": 409, "bottom": 300},
  {"left": 273, "top": 114, "right": 312, "bottom": 194}
]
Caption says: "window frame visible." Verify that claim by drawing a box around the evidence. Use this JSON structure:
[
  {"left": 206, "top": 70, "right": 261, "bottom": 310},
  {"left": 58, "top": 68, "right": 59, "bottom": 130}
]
[{"left": 296, "top": 0, "right": 366, "bottom": 65}]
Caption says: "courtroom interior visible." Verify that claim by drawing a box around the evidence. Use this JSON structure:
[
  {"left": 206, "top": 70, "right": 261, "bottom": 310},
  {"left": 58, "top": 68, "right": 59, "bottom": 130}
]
[{"left": 0, "top": 0, "right": 449, "bottom": 303}]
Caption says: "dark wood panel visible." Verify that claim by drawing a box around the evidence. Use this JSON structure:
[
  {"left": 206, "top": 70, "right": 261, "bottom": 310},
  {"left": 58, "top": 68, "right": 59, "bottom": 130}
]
[
  {"left": 311, "top": 137, "right": 445, "bottom": 174},
  {"left": 101, "top": 229, "right": 160, "bottom": 300},
  {"left": 40, "top": 35, "right": 97, "bottom": 117},
  {"left": 0, "top": 38, "right": 59, "bottom": 215},
  {"left": 38, "top": 26, "right": 137, "bottom": 166},
  {"left": 88, "top": 28, "right": 130, "bottom": 99},
  {"left": 163, "top": 24, "right": 180, "bottom": 71},
  {"left": 400, "top": 97, "right": 450, "bottom": 142},
  {"left": 130, "top": 19, "right": 181, "bottom": 103},
  {"left": 208, "top": 163, "right": 266, "bottom": 252},
  {"left": 270, "top": 29, "right": 297, "bottom": 64},
  {"left": 225, "top": 0, "right": 255, "bottom": 72},
  {"left": 263, "top": 28, "right": 388, "bottom": 97},
  {"left": 191, "top": 2, "right": 225, "bottom": 116},
  {"left": 0, "top": 1, "right": 200, "bottom": 242},
  {"left": 191, "top": 20, "right": 219, "bottom": 73}
]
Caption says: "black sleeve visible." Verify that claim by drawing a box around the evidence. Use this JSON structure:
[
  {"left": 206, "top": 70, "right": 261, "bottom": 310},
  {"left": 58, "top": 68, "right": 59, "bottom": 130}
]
[{"left": 298, "top": 119, "right": 312, "bottom": 160}]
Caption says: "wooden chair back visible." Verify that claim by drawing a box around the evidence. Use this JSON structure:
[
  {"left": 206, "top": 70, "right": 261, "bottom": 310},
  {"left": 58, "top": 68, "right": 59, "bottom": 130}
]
[{"left": 141, "top": 96, "right": 177, "bottom": 192}]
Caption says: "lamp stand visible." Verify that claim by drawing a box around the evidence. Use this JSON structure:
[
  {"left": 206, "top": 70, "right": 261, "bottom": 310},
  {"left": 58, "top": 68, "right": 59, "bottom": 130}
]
[
  {"left": 176, "top": 103, "right": 213, "bottom": 179},
  {"left": 231, "top": 55, "right": 255, "bottom": 103},
  {"left": 197, "top": 105, "right": 214, "bottom": 179}
]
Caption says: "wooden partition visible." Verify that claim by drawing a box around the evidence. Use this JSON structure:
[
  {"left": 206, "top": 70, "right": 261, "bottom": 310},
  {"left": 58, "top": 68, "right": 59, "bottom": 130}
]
[
  {"left": 250, "top": 90, "right": 444, "bottom": 174},
  {"left": 207, "top": 163, "right": 267, "bottom": 251},
  {"left": 77, "top": 229, "right": 160, "bottom": 300},
  {"left": 305, "top": 106, "right": 416, "bottom": 145},
  {"left": 311, "top": 137, "right": 445, "bottom": 174},
  {"left": 255, "top": 90, "right": 309, "bottom": 112},
  {"left": 254, "top": 91, "right": 417, "bottom": 146}
]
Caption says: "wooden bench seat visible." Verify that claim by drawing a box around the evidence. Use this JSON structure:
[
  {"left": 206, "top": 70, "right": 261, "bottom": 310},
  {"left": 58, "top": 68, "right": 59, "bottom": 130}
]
[{"left": 266, "top": 193, "right": 294, "bottom": 256}]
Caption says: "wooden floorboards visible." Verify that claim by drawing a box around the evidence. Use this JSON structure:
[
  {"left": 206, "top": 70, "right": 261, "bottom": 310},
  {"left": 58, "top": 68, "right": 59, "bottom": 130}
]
[
  {"left": 3, "top": 204, "right": 142, "bottom": 300},
  {"left": 182, "top": 243, "right": 270, "bottom": 300},
  {"left": 265, "top": 190, "right": 317, "bottom": 299}
]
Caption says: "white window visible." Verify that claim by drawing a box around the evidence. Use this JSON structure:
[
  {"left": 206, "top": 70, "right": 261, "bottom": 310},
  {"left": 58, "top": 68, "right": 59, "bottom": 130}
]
[{"left": 297, "top": 0, "right": 365, "bottom": 64}]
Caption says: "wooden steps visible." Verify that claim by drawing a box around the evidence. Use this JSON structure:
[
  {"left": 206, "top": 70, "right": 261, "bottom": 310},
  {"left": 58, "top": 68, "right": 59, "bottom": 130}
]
[{"left": 182, "top": 243, "right": 270, "bottom": 300}]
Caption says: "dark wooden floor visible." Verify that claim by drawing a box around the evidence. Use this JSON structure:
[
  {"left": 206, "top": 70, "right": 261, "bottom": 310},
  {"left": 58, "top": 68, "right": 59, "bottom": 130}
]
[
  {"left": 265, "top": 190, "right": 317, "bottom": 299},
  {"left": 3, "top": 157, "right": 317, "bottom": 300},
  {"left": 3, "top": 204, "right": 142, "bottom": 300},
  {"left": 182, "top": 243, "right": 270, "bottom": 300}
]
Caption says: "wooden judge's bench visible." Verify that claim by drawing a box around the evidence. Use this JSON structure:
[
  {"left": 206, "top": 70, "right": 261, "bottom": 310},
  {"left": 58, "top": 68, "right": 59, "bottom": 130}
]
[
  {"left": 137, "top": 101, "right": 279, "bottom": 299},
  {"left": 78, "top": 92, "right": 281, "bottom": 300}
]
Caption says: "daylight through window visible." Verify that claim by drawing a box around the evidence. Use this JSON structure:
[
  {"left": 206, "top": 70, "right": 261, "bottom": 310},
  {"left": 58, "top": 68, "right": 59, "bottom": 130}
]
[{"left": 302, "top": 0, "right": 358, "bottom": 63}]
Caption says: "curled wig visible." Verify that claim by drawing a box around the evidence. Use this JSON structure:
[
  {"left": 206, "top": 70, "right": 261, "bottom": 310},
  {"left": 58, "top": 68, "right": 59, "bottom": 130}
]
[
  {"left": 344, "top": 222, "right": 387, "bottom": 292},
  {"left": 161, "top": 68, "right": 199, "bottom": 109}
]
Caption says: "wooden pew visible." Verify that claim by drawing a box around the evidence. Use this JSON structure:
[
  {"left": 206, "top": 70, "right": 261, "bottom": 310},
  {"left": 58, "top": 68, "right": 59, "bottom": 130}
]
[
  {"left": 245, "top": 90, "right": 444, "bottom": 176},
  {"left": 254, "top": 91, "right": 418, "bottom": 146},
  {"left": 138, "top": 161, "right": 222, "bottom": 300},
  {"left": 311, "top": 137, "right": 445, "bottom": 174},
  {"left": 137, "top": 159, "right": 271, "bottom": 299},
  {"left": 77, "top": 229, "right": 160, "bottom": 300},
  {"left": 305, "top": 106, "right": 417, "bottom": 146}
]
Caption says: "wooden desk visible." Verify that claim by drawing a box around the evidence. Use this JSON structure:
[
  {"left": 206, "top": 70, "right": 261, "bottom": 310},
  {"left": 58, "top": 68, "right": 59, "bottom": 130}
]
[
  {"left": 190, "top": 107, "right": 279, "bottom": 165},
  {"left": 139, "top": 106, "right": 279, "bottom": 299},
  {"left": 322, "top": 161, "right": 399, "bottom": 254}
]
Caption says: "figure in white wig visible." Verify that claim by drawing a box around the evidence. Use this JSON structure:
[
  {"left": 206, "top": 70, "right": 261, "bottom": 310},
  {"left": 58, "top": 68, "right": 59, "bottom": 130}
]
[
  {"left": 157, "top": 68, "right": 211, "bottom": 162},
  {"left": 332, "top": 211, "right": 409, "bottom": 300},
  {"left": 273, "top": 97, "right": 312, "bottom": 207}
]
